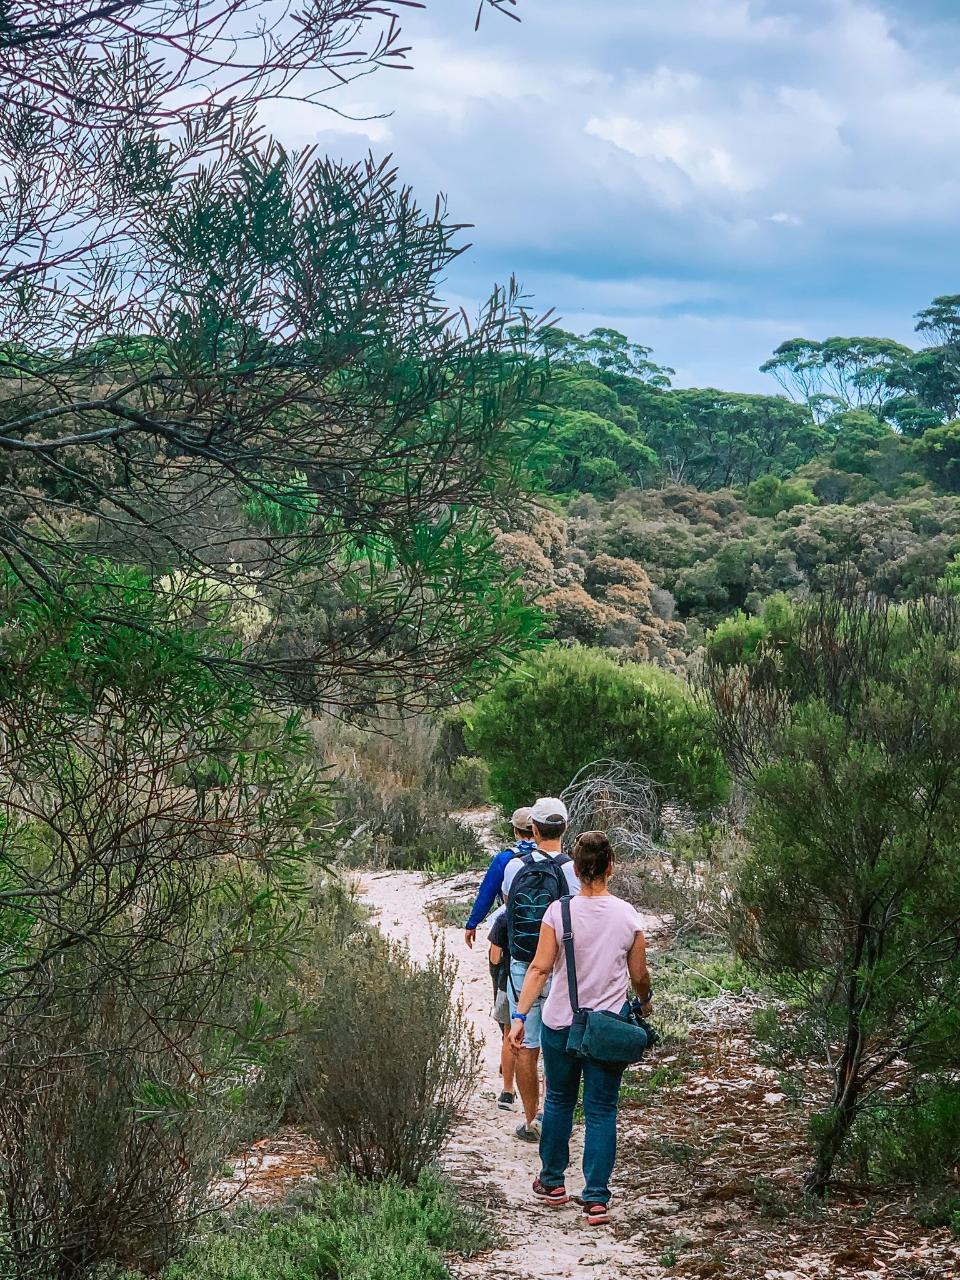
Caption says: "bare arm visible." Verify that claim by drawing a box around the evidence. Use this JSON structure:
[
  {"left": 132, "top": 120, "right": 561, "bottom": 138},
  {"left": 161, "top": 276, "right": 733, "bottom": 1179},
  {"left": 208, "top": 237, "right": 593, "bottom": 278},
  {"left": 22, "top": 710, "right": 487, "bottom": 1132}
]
[
  {"left": 628, "top": 932, "right": 652, "bottom": 1007},
  {"left": 489, "top": 943, "right": 503, "bottom": 966},
  {"left": 508, "top": 922, "right": 558, "bottom": 1047}
]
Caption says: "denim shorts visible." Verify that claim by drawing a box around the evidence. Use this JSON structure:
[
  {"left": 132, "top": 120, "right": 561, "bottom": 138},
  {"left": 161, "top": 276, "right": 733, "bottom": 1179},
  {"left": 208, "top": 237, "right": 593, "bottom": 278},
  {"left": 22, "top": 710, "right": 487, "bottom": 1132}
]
[{"left": 508, "top": 958, "right": 551, "bottom": 1050}]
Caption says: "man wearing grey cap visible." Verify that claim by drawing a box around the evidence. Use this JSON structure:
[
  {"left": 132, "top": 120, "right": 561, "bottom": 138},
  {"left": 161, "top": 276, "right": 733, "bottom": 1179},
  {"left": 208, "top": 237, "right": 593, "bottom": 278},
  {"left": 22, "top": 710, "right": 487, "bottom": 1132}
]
[
  {"left": 503, "top": 797, "right": 580, "bottom": 1140},
  {"left": 463, "top": 806, "right": 537, "bottom": 948}
]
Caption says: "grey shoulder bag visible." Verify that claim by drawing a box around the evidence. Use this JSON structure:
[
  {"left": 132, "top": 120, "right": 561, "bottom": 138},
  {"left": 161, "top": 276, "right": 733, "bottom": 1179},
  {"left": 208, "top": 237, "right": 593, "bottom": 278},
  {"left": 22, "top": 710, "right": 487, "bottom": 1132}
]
[{"left": 559, "top": 896, "right": 653, "bottom": 1068}]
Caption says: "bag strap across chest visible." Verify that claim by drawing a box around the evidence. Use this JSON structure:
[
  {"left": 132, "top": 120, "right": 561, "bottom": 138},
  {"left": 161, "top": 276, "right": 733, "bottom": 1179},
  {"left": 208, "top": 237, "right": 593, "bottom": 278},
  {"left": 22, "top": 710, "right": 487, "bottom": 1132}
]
[{"left": 559, "top": 895, "right": 580, "bottom": 1014}]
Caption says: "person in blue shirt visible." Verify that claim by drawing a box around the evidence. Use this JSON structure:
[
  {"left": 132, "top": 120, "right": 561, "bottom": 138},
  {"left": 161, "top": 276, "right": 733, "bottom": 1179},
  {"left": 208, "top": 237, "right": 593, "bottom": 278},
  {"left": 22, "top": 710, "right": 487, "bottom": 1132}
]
[{"left": 463, "top": 807, "right": 535, "bottom": 948}]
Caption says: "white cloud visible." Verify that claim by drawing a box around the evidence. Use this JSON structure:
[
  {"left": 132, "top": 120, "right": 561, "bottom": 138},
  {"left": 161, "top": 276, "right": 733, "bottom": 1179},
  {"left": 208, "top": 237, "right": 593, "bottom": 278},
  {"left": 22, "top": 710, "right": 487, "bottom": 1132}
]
[
  {"left": 263, "top": 0, "right": 960, "bottom": 387},
  {"left": 585, "top": 114, "right": 754, "bottom": 196}
]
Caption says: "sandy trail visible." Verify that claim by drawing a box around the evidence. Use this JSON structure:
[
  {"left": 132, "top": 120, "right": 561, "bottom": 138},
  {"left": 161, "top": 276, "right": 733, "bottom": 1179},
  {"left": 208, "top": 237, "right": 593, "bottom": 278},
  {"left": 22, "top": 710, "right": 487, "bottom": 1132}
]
[{"left": 359, "top": 869, "right": 669, "bottom": 1280}]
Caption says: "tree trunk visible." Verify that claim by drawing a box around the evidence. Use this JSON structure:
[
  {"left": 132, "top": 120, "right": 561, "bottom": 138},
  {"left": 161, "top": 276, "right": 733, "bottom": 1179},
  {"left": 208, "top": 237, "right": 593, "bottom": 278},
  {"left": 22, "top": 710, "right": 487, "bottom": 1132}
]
[
  {"left": 805, "top": 1046, "right": 864, "bottom": 1194},
  {"left": 805, "top": 964, "right": 870, "bottom": 1196}
]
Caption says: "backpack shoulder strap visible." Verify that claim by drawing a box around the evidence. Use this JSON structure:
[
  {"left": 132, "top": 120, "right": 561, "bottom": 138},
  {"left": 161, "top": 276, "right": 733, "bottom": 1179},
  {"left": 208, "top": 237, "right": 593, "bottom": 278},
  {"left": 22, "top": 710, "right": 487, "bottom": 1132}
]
[
  {"left": 559, "top": 895, "right": 579, "bottom": 1014},
  {"left": 506, "top": 853, "right": 536, "bottom": 909}
]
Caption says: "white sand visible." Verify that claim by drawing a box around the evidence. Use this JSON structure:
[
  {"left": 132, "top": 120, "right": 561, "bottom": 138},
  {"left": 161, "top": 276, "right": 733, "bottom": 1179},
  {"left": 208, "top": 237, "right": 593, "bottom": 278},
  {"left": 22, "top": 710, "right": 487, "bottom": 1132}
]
[{"left": 359, "top": 869, "right": 669, "bottom": 1280}]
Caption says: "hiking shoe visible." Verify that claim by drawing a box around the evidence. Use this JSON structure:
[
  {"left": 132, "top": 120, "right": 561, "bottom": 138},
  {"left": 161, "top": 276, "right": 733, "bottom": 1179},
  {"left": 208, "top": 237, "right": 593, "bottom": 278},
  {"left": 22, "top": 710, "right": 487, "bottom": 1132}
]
[
  {"left": 515, "top": 1120, "right": 540, "bottom": 1142},
  {"left": 497, "top": 1091, "right": 515, "bottom": 1111},
  {"left": 580, "top": 1202, "right": 610, "bottom": 1225},
  {"left": 532, "top": 1178, "right": 568, "bottom": 1206}
]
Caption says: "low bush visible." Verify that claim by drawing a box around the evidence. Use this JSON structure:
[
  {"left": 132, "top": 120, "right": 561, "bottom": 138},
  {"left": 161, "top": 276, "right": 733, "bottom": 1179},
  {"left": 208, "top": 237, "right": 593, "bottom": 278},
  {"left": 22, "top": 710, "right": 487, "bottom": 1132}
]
[
  {"left": 287, "top": 932, "right": 480, "bottom": 1182},
  {"left": 0, "top": 953, "right": 249, "bottom": 1280},
  {"left": 467, "top": 645, "right": 729, "bottom": 816},
  {"left": 434, "top": 756, "right": 491, "bottom": 809},
  {"left": 333, "top": 779, "right": 486, "bottom": 871},
  {"left": 846, "top": 1080, "right": 960, "bottom": 1187},
  {"left": 126, "top": 1170, "right": 491, "bottom": 1280},
  {"left": 382, "top": 811, "right": 487, "bottom": 874}
]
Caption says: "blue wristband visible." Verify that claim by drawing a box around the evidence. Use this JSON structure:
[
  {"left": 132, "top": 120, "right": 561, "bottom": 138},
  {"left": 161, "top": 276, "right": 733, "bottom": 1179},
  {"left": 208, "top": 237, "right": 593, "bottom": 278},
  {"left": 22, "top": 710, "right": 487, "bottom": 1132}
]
[{"left": 512, "top": 1012, "right": 527, "bottom": 1023}]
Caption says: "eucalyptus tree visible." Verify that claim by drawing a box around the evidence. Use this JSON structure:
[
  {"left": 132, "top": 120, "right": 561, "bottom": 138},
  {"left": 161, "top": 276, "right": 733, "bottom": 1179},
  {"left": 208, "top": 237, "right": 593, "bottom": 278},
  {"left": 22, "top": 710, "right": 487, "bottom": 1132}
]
[
  {"left": 887, "top": 295, "right": 960, "bottom": 432},
  {"left": 761, "top": 336, "right": 914, "bottom": 422}
]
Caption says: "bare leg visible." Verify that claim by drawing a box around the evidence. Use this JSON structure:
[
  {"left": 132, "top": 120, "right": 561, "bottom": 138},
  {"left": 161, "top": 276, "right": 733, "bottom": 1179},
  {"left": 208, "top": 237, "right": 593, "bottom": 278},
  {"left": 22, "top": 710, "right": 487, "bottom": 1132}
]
[
  {"left": 500, "top": 1025, "right": 516, "bottom": 1094},
  {"left": 514, "top": 1047, "right": 541, "bottom": 1125}
]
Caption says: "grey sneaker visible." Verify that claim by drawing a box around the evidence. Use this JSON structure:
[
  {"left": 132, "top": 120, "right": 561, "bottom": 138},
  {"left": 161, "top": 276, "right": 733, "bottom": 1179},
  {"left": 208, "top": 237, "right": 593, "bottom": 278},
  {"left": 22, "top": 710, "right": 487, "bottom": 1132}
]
[
  {"left": 497, "top": 1091, "right": 515, "bottom": 1111},
  {"left": 515, "top": 1120, "right": 540, "bottom": 1142}
]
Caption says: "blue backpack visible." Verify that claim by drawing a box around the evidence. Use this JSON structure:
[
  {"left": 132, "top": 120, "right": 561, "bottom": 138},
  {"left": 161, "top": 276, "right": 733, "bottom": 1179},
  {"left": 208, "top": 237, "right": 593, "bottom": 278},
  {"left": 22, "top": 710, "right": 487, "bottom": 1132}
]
[{"left": 506, "top": 852, "right": 573, "bottom": 966}]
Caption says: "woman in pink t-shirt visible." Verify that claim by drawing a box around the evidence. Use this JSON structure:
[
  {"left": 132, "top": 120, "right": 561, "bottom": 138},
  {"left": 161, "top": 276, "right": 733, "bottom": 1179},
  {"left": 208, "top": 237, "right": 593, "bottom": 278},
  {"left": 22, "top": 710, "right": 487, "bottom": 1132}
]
[{"left": 509, "top": 831, "right": 651, "bottom": 1225}]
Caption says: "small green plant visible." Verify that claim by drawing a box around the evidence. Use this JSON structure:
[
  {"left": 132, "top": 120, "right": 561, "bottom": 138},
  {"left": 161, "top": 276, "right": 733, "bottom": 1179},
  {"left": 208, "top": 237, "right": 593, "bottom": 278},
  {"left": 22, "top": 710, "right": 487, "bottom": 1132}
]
[
  {"left": 419, "top": 845, "right": 490, "bottom": 878},
  {"left": 751, "top": 1176, "right": 789, "bottom": 1220},
  {"left": 151, "top": 1170, "right": 491, "bottom": 1280},
  {"left": 916, "top": 1193, "right": 960, "bottom": 1234},
  {"left": 620, "top": 1065, "right": 684, "bottom": 1103},
  {"left": 658, "top": 1233, "right": 693, "bottom": 1269},
  {"left": 647, "top": 1138, "right": 701, "bottom": 1170}
]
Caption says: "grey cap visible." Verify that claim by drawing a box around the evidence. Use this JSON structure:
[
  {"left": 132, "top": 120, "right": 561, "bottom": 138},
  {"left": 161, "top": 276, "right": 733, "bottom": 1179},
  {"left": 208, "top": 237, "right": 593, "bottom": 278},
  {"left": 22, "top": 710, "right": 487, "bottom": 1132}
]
[{"left": 510, "top": 806, "right": 534, "bottom": 831}]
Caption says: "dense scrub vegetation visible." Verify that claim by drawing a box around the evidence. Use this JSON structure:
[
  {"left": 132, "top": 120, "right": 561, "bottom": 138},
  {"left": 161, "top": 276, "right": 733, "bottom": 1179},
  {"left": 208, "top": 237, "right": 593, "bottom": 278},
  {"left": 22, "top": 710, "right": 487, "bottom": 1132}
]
[
  {"left": 0, "top": 2, "right": 525, "bottom": 1277},
  {"left": 4, "top": 0, "right": 960, "bottom": 1269},
  {"left": 494, "top": 304, "right": 960, "bottom": 661}
]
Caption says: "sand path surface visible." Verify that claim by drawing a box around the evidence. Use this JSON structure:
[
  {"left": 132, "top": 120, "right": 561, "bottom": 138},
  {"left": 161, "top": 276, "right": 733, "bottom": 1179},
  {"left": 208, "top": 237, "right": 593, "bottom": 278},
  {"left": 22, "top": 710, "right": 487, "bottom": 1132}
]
[{"left": 359, "top": 868, "right": 669, "bottom": 1280}]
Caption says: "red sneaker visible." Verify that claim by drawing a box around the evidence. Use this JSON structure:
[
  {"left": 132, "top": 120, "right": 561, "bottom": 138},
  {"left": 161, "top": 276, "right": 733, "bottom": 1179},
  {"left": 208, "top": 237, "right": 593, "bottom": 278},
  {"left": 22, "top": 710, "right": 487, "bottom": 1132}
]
[
  {"left": 532, "top": 1178, "right": 569, "bottom": 1206},
  {"left": 581, "top": 1202, "right": 610, "bottom": 1225}
]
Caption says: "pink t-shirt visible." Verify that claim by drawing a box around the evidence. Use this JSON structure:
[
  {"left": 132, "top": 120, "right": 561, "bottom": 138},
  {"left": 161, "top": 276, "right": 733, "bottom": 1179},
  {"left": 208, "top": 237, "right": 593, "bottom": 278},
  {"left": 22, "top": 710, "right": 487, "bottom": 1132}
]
[{"left": 541, "top": 894, "right": 646, "bottom": 1031}]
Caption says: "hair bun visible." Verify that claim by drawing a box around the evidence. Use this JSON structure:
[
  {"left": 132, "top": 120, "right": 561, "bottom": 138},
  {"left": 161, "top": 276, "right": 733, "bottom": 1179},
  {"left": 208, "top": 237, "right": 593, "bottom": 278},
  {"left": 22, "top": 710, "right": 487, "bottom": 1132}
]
[{"left": 572, "top": 830, "right": 613, "bottom": 883}]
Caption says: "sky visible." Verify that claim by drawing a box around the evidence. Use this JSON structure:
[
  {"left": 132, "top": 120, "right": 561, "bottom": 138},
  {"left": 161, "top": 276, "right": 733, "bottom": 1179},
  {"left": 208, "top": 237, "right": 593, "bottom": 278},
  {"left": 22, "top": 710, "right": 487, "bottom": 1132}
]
[{"left": 267, "top": 0, "right": 960, "bottom": 391}]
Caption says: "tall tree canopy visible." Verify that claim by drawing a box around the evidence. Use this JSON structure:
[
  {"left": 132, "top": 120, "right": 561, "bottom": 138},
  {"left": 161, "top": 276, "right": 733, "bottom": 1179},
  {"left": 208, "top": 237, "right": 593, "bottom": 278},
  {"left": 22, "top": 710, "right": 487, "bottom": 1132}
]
[
  {"left": 652, "top": 389, "right": 825, "bottom": 489},
  {"left": 761, "top": 337, "right": 914, "bottom": 422}
]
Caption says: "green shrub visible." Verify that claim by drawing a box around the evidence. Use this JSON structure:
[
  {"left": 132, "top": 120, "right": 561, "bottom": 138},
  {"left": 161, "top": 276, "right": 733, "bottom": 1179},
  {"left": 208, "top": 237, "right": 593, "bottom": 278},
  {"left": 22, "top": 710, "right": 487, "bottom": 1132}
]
[
  {"left": 846, "top": 1081, "right": 960, "bottom": 1186},
  {"left": 385, "top": 809, "right": 486, "bottom": 873},
  {"left": 745, "top": 474, "right": 816, "bottom": 518},
  {"left": 704, "top": 593, "right": 796, "bottom": 668},
  {"left": 435, "top": 756, "right": 491, "bottom": 809},
  {"left": 154, "top": 1170, "right": 490, "bottom": 1280},
  {"left": 466, "top": 645, "right": 729, "bottom": 815},
  {"left": 334, "top": 782, "right": 486, "bottom": 871},
  {"left": 707, "top": 591, "right": 960, "bottom": 1192},
  {"left": 287, "top": 933, "right": 480, "bottom": 1182}
]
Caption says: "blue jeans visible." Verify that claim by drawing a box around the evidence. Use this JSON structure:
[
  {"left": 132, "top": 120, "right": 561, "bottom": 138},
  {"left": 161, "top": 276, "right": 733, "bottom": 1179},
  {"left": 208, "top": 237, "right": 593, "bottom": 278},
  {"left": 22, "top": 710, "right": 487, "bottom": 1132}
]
[{"left": 539, "top": 1022, "right": 625, "bottom": 1205}]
